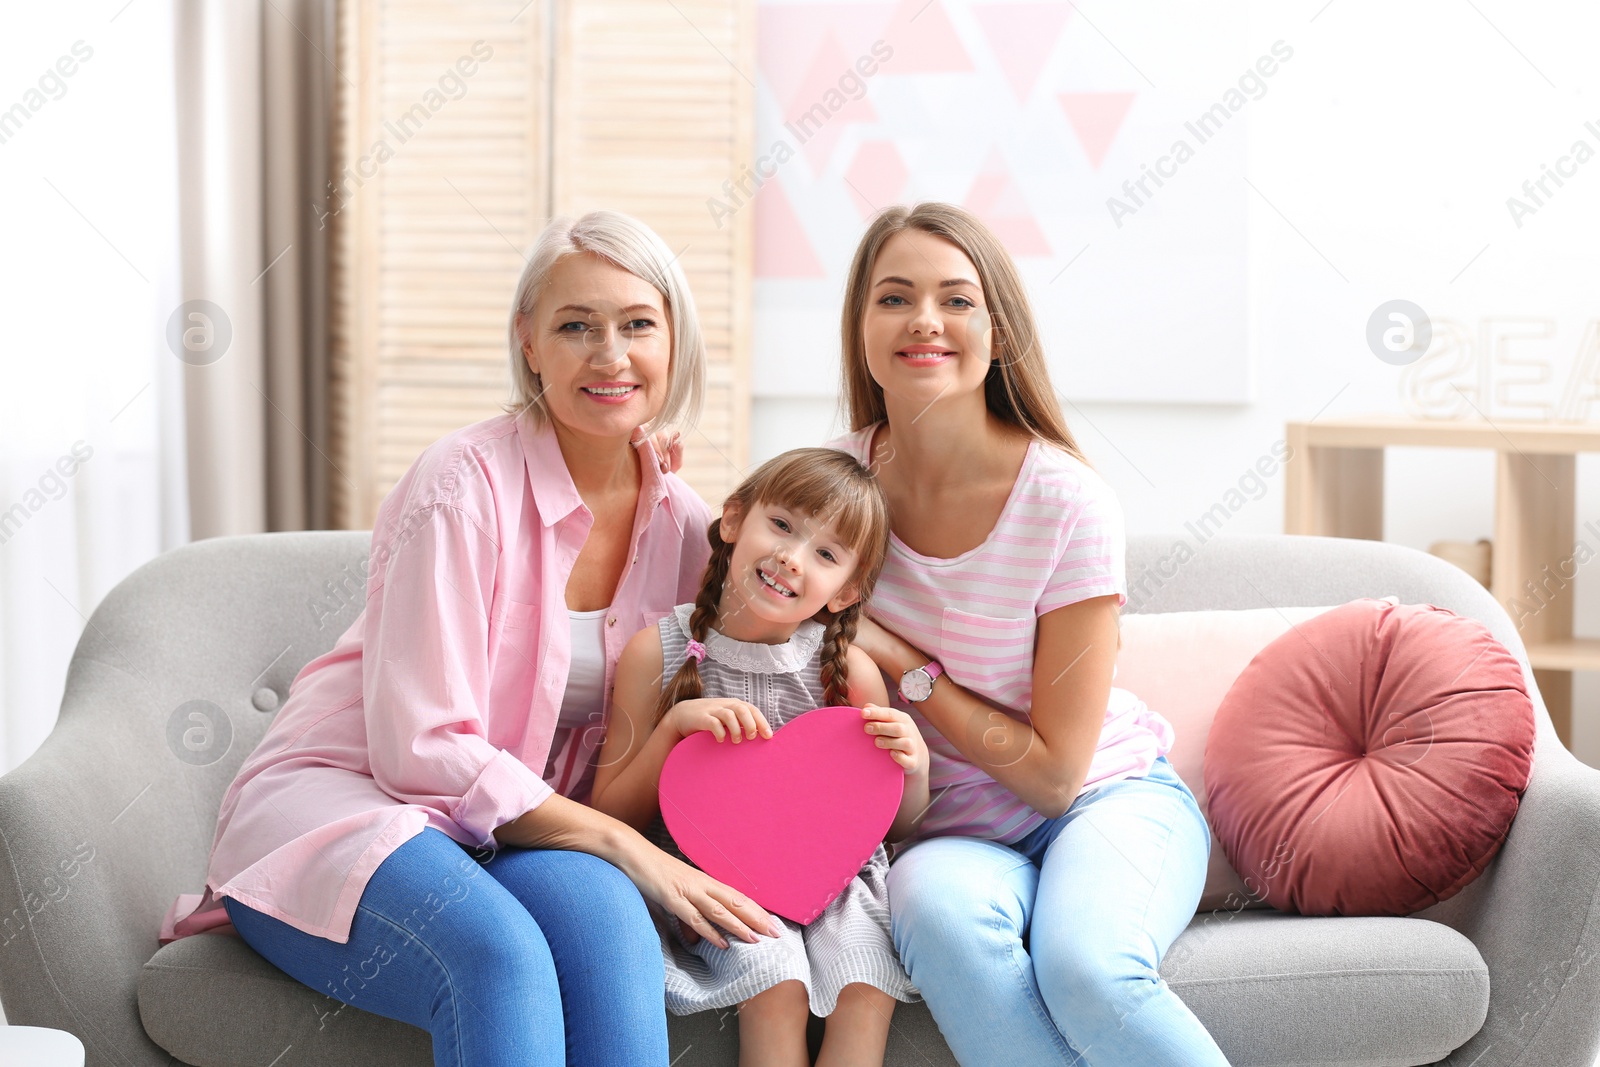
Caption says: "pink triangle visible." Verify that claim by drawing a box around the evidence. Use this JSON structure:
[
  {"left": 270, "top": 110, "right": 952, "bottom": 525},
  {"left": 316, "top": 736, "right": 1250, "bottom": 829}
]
[
  {"left": 880, "top": 0, "right": 974, "bottom": 74},
  {"left": 788, "top": 33, "right": 880, "bottom": 176},
  {"left": 755, "top": 179, "right": 826, "bottom": 279},
  {"left": 759, "top": 7, "right": 825, "bottom": 114},
  {"left": 1058, "top": 92, "right": 1137, "bottom": 170},
  {"left": 845, "top": 140, "right": 909, "bottom": 219},
  {"left": 759, "top": 5, "right": 895, "bottom": 110},
  {"left": 973, "top": 3, "right": 1072, "bottom": 102},
  {"left": 963, "top": 149, "right": 1050, "bottom": 257}
]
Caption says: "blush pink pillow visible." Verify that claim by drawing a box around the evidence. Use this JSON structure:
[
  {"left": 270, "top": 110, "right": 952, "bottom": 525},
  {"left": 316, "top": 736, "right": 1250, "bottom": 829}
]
[
  {"left": 1203, "top": 598, "right": 1535, "bottom": 916},
  {"left": 1116, "top": 602, "right": 1354, "bottom": 911}
]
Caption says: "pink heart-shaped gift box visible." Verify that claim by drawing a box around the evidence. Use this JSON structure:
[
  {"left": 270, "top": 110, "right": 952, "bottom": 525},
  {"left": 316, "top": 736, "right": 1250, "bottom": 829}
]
[{"left": 658, "top": 705, "right": 905, "bottom": 925}]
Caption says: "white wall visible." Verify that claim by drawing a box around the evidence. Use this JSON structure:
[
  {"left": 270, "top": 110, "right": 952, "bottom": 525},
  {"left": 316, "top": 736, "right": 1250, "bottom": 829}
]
[{"left": 749, "top": 0, "right": 1600, "bottom": 770}]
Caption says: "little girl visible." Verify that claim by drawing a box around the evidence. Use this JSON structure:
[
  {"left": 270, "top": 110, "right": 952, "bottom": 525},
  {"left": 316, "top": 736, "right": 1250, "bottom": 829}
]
[{"left": 592, "top": 447, "right": 929, "bottom": 1067}]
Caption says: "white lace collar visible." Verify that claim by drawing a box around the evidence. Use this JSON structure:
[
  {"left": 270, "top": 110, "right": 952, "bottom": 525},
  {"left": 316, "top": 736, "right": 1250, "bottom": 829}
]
[{"left": 673, "top": 603, "right": 826, "bottom": 674}]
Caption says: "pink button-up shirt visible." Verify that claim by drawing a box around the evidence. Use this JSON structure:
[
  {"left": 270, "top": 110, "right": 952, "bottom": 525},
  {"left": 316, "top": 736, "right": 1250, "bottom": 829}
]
[{"left": 159, "top": 410, "right": 711, "bottom": 945}]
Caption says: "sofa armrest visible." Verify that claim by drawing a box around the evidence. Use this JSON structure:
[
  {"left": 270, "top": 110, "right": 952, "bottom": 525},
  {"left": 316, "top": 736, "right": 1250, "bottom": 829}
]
[
  {"left": 0, "top": 531, "right": 374, "bottom": 1067},
  {"left": 0, "top": 657, "right": 208, "bottom": 1067},
  {"left": 1416, "top": 737, "right": 1600, "bottom": 1067}
]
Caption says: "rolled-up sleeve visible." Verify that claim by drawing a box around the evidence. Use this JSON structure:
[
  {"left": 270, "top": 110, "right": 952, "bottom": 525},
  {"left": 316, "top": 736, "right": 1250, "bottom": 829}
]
[{"left": 363, "top": 502, "right": 553, "bottom": 848}]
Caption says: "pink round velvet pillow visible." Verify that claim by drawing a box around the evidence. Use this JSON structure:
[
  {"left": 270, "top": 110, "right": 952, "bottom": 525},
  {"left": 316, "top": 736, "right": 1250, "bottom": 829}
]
[{"left": 1203, "top": 597, "right": 1535, "bottom": 916}]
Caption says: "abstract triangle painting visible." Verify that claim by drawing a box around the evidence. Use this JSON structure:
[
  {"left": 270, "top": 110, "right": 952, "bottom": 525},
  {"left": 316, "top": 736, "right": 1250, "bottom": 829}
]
[{"left": 750, "top": 0, "right": 1253, "bottom": 405}]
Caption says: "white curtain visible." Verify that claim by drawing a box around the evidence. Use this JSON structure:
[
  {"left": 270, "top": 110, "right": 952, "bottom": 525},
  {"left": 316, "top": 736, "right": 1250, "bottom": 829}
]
[
  {"left": 0, "top": 0, "right": 331, "bottom": 786},
  {"left": 173, "top": 0, "right": 270, "bottom": 538},
  {"left": 0, "top": 3, "right": 189, "bottom": 777},
  {"left": 173, "top": 0, "right": 333, "bottom": 538}
]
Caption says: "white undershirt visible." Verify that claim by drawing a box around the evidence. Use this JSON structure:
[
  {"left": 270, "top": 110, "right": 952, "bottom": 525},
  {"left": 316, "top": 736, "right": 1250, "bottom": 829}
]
[{"left": 558, "top": 606, "right": 609, "bottom": 730}]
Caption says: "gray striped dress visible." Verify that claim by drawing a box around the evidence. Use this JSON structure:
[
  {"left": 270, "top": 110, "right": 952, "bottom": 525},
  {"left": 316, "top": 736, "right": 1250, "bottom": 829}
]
[{"left": 645, "top": 603, "right": 920, "bottom": 1017}]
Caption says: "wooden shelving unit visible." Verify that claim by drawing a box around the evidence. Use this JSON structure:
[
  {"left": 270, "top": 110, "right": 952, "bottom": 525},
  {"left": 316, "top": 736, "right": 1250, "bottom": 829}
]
[{"left": 1285, "top": 416, "right": 1600, "bottom": 748}]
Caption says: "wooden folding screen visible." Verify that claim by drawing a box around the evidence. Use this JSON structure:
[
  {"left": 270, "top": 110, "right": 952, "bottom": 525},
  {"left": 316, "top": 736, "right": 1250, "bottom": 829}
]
[{"left": 330, "top": 0, "right": 754, "bottom": 528}]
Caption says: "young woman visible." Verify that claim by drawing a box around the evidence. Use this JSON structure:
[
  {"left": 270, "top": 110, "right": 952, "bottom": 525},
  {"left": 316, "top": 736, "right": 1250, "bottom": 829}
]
[{"left": 824, "top": 202, "right": 1232, "bottom": 1066}]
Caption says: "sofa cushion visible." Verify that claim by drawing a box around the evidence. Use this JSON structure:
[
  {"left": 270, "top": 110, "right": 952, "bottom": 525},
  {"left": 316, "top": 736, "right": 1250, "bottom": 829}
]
[
  {"left": 1116, "top": 601, "right": 1371, "bottom": 911},
  {"left": 139, "top": 910, "right": 1487, "bottom": 1067},
  {"left": 136, "top": 930, "right": 950, "bottom": 1067},
  {"left": 1162, "top": 910, "right": 1489, "bottom": 1066},
  {"left": 1204, "top": 598, "right": 1536, "bottom": 916}
]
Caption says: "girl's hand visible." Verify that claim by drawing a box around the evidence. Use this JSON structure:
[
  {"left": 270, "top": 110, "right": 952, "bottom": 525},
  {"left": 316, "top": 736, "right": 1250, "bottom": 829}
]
[
  {"left": 862, "top": 703, "right": 929, "bottom": 777},
  {"left": 621, "top": 842, "right": 783, "bottom": 949},
  {"left": 669, "top": 698, "right": 773, "bottom": 744}
]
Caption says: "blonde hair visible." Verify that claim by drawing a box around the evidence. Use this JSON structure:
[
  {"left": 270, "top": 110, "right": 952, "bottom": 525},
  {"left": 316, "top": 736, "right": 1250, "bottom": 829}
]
[
  {"left": 504, "top": 210, "right": 705, "bottom": 434},
  {"left": 839, "top": 201, "right": 1092, "bottom": 467},
  {"left": 655, "top": 449, "right": 891, "bottom": 720}
]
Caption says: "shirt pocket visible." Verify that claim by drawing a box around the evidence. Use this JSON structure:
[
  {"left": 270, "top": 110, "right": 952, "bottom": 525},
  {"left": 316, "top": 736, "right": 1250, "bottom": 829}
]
[
  {"left": 490, "top": 595, "right": 541, "bottom": 632},
  {"left": 487, "top": 596, "right": 541, "bottom": 734},
  {"left": 938, "top": 606, "right": 1036, "bottom": 692}
]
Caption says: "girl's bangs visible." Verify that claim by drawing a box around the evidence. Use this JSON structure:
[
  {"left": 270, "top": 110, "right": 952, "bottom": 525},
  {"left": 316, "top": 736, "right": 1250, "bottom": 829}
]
[{"left": 749, "top": 453, "right": 886, "bottom": 564}]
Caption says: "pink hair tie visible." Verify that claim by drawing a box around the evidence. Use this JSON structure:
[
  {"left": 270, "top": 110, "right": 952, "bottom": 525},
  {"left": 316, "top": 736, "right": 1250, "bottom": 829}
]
[{"left": 685, "top": 639, "right": 707, "bottom": 664}]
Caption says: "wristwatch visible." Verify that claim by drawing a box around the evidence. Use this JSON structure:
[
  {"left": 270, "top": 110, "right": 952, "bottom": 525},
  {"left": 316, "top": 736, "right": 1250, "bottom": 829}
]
[{"left": 898, "top": 660, "right": 944, "bottom": 703}]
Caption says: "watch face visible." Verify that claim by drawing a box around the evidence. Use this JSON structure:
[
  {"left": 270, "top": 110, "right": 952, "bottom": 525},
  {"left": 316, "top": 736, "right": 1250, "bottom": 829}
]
[{"left": 901, "top": 668, "right": 932, "bottom": 702}]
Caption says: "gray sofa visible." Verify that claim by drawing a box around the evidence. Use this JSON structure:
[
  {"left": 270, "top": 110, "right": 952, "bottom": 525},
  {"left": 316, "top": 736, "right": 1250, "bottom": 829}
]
[{"left": 1, "top": 531, "right": 1597, "bottom": 1066}]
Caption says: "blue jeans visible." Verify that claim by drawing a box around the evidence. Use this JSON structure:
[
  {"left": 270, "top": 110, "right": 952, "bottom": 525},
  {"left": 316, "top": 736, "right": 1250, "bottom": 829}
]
[
  {"left": 886, "top": 755, "right": 1230, "bottom": 1066},
  {"left": 221, "top": 827, "right": 670, "bottom": 1067}
]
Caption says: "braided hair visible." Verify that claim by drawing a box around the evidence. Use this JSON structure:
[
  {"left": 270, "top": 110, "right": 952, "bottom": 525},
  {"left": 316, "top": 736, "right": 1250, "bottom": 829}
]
[{"left": 653, "top": 448, "right": 890, "bottom": 721}]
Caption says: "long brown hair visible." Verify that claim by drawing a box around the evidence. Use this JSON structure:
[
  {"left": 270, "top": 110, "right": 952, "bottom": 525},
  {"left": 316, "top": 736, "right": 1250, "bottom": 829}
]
[
  {"left": 654, "top": 448, "right": 890, "bottom": 721},
  {"left": 839, "top": 201, "right": 1093, "bottom": 468}
]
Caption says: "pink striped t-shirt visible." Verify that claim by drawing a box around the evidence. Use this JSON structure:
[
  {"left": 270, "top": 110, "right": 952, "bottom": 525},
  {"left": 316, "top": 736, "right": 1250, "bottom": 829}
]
[{"left": 826, "top": 422, "right": 1175, "bottom": 845}]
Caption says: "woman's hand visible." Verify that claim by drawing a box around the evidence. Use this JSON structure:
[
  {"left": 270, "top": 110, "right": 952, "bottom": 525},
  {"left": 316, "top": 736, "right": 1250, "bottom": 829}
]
[
  {"left": 621, "top": 843, "right": 783, "bottom": 949},
  {"left": 492, "top": 793, "right": 782, "bottom": 947},
  {"left": 632, "top": 426, "right": 683, "bottom": 473},
  {"left": 668, "top": 697, "right": 772, "bottom": 744},
  {"left": 862, "top": 703, "right": 929, "bottom": 776}
]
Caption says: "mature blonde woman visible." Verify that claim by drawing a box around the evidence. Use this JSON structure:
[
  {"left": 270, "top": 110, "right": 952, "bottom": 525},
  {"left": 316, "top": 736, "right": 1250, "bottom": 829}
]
[{"left": 159, "top": 210, "right": 782, "bottom": 1067}]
